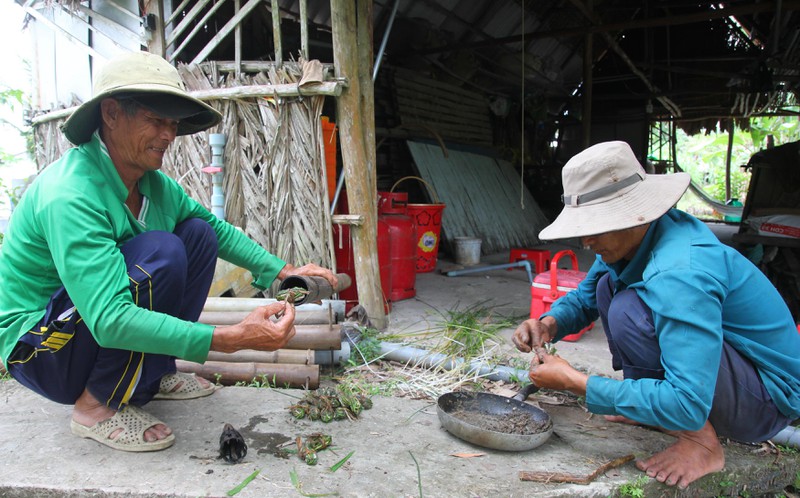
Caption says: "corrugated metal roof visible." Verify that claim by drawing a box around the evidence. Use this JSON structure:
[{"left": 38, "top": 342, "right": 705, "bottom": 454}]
[{"left": 406, "top": 140, "right": 550, "bottom": 255}]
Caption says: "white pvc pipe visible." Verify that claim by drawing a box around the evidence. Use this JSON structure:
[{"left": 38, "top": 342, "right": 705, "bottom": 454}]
[
  {"left": 772, "top": 425, "right": 800, "bottom": 449},
  {"left": 378, "top": 342, "right": 529, "bottom": 383},
  {"left": 208, "top": 133, "right": 227, "bottom": 220}
]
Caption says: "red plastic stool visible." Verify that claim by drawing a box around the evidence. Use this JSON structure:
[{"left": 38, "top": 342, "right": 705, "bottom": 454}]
[
  {"left": 530, "top": 249, "right": 594, "bottom": 342},
  {"left": 508, "top": 248, "right": 551, "bottom": 274}
]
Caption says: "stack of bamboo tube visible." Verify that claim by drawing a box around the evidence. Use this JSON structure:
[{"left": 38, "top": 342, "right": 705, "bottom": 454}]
[{"left": 177, "top": 297, "right": 349, "bottom": 389}]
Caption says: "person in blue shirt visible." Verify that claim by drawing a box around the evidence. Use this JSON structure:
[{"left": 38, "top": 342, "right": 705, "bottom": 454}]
[{"left": 513, "top": 141, "right": 800, "bottom": 490}]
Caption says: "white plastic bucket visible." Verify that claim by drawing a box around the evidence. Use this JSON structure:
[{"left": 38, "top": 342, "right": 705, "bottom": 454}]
[{"left": 454, "top": 237, "right": 481, "bottom": 266}]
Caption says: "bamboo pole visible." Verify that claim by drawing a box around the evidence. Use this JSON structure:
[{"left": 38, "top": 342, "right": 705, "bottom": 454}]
[
  {"left": 299, "top": 0, "right": 308, "bottom": 60},
  {"left": 31, "top": 81, "right": 345, "bottom": 126},
  {"left": 176, "top": 360, "right": 319, "bottom": 389},
  {"left": 272, "top": 0, "right": 282, "bottom": 66},
  {"left": 330, "top": 0, "right": 386, "bottom": 329},
  {"left": 191, "top": 0, "right": 265, "bottom": 65},
  {"left": 169, "top": 0, "right": 229, "bottom": 62},
  {"left": 199, "top": 309, "right": 333, "bottom": 326},
  {"left": 207, "top": 349, "right": 313, "bottom": 364},
  {"left": 165, "top": 0, "right": 214, "bottom": 48},
  {"left": 285, "top": 325, "right": 342, "bottom": 350}
]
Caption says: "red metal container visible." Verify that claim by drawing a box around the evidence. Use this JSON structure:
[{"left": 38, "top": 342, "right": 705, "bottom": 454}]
[
  {"left": 378, "top": 191, "right": 417, "bottom": 301},
  {"left": 333, "top": 220, "right": 392, "bottom": 313}
]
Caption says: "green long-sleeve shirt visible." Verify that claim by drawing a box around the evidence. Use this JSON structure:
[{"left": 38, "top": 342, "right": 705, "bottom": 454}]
[{"left": 0, "top": 133, "right": 286, "bottom": 366}]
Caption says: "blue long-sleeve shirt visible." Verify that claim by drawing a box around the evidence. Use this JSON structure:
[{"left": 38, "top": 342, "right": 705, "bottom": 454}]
[{"left": 543, "top": 209, "right": 800, "bottom": 430}]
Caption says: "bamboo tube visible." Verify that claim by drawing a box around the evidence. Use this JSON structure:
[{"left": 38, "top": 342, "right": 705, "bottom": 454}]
[
  {"left": 204, "top": 297, "right": 337, "bottom": 311},
  {"left": 199, "top": 309, "right": 333, "bottom": 325},
  {"left": 285, "top": 325, "right": 342, "bottom": 350},
  {"left": 197, "top": 323, "right": 340, "bottom": 349},
  {"left": 176, "top": 360, "right": 319, "bottom": 389},
  {"left": 208, "top": 343, "right": 350, "bottom": 366},
  {"left": 206, "top": 349, "right": 313, "bottom": 365}
]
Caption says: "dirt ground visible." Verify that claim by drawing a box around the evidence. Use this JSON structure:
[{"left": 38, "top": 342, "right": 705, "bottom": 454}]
[{"left": 0, "top": 245, "right": 797, "bottom": 497}]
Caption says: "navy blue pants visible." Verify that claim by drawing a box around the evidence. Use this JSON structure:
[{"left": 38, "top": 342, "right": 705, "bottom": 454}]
[
  {"left": 8, "top": 219, "right": 218, "bottom": 410},
  {"left": 596, "top": 273, "right": 792, "bottom": 442}
]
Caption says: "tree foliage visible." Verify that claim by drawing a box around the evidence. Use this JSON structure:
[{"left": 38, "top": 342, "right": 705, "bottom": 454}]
[{"left": 663, "top": 114, "right": 800, "bottom": 219}]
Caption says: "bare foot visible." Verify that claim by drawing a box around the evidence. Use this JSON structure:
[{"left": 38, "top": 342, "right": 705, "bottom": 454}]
[
  {"left": 72, "top": 389, "right": 172, "bottom": 443},
  {"left": 636, "top": 421, "right": 724, "bottom": 489}
]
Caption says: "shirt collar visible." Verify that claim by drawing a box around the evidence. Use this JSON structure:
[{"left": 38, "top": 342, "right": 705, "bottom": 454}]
[
  {"left": 615, "top": 217, "right": 661, "bottom": 286},
  {"left": 86, "top": 131, "right": 155, "bottom": 201}
]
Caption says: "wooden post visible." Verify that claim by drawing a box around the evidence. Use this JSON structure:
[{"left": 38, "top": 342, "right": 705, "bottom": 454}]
[
  {"left": 144, "top": 0, "right": 167, "bottom": 57},
  {"left": 581, "top": 0, "right": 593, "bottom": 149},
  {"left": 330, "top": 0, "right": 386, "bottom": 329},
  {"left": 272, "top": 0, "right": 282, "bottom": 66},
  {"left": 725, "top": 120, "right": 734, "bottom": 201},
  {"left": 299, "top": 0, "right": 309, "bottom": 60},
  {"left": 234, "top": 0, "right": 242, "bottom": 78}
]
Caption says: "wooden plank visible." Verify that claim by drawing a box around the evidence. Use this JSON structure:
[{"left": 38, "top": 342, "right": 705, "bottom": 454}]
[
  {"left": 70, "top": 3, "right": 141, "bottom": 46},
  {"left": 166, "top": 0, "right": 213, "bottom": 46},
  {"left": 332, "top": 214, "right": 364, "bottom": 226},
  {"left": 23, "top": 5, "right": 105, "bottom": 61},
  {"left": 192, "top": 0, "right": 264, "bottom": 65},
  {"left": 169, "top": 0, "right": 229, "bottom": 61},
  {"left": 166, "top": 0, "right": 195, "bottom": 26}
]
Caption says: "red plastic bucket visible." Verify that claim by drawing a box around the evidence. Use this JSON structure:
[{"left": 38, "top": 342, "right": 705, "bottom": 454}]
[{"left": 391, "top": 176, "right": 445, "bottom": 273}]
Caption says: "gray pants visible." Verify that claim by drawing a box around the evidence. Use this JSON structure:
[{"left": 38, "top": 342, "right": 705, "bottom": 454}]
[{"left": 596, "top": 273, "right": 792, "bottom": 443}]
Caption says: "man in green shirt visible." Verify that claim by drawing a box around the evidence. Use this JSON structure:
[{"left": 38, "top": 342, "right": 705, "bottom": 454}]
[{"left": 0, "top": 51, "right": 337, "bottom": 452}]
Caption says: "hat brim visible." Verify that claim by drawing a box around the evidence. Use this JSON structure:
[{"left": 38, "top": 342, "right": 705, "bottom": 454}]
[
  {"left": 61, "top": 85, "right": 222, "bottom": 145},
  {"left": 539, "top": 172, "right": 691, "bottom": 240}
]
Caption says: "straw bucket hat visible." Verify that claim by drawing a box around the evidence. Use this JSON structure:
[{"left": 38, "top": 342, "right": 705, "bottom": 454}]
[
  {"left": 62, "top": 51, "right": 222, "bottom": 145},
  {"left": 539, "top": 141, "right": 690, "bottom": 240}
]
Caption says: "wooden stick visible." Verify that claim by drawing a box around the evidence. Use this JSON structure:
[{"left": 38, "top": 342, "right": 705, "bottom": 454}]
[{"left": 519, "top": 454, "right": 635, "bottom": 484}]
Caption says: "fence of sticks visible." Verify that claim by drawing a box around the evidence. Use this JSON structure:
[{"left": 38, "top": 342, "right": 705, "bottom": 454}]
[{"left": 31, "top": 60, "right": 337, "bottom": 299}]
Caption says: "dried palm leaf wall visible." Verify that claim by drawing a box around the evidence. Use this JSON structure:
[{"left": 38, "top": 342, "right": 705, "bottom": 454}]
[{"left": 31, "top": 61, "right": 335, "bottom": 295}]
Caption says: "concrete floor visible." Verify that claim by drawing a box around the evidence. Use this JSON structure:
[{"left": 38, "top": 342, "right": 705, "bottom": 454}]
[{"left": 0, "top": 244, "right": 797, "bottom": 497}]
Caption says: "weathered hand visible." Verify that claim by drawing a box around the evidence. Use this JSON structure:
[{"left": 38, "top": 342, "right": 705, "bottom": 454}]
[
  {"left": 512, "top": 317, "right": 556, "bottom": 353},
  {"left": 211, "top": 302, "right": 297, "bottom": 353},
  {"left": 529, "top": 354, "right": 588, "bottom": 396}
]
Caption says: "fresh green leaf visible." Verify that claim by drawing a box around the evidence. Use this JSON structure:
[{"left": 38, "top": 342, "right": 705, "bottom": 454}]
[
  {"left": 328, "top": 450, "right": 355, "bottom": 472},
  {"left": 226, "top": 468, "right": 260, "bottom": 496}
]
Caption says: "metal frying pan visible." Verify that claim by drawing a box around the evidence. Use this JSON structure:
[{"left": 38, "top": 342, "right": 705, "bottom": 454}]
[{"left": 436, "top": 384, "right": 552, "bottom": 451}]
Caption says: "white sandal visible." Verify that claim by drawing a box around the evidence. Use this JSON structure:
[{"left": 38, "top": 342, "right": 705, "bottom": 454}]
[
  {"left": 153, "top": 372, "right": 217, "bottom": 400},
  {"left": 70, "top": 405, "right": 175, "bottom": 452}
]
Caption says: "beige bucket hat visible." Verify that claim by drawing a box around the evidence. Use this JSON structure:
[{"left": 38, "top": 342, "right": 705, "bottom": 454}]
[
  {"left": 539, "top": 141, "right": 690, "bottom": 240},
  {"left": 62, "top": 51, "right": 222, "bottom": 145}
]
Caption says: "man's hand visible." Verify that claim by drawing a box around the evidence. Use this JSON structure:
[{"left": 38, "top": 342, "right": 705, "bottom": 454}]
[
  {"left": 210, "top": 302, "right": 297, "bottom": 353},
  {"left": 529, "top": 354, "right": 588, "bottom": 396},
  {"left": 512, "top": 316, "right": 557, "bottom": 356},
  {"left": 278, "top": 263, "right": 338, "bottom": 289}
]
